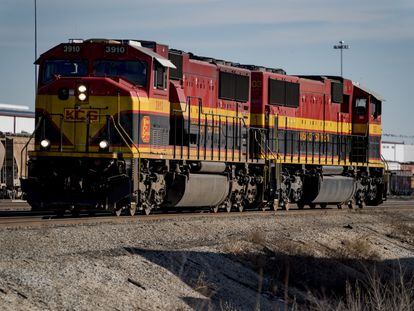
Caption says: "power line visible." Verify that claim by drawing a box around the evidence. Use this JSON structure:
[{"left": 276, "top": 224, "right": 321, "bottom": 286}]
[{"left": 382, "top": 133, "right": 414, "bottom": 139}]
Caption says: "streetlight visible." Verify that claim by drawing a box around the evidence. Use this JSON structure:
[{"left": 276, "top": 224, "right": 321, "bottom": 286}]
[{"left": 333, "top": 40, "right": 349, "bottom": 77}]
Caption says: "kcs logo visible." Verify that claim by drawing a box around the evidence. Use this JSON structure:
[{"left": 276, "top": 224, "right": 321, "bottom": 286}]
[
  {"left": 64, "top": 109, "right": 98, "bottom": 122},
  {"left": 141, "top": 116, "right": 151, "bottom": 143}
]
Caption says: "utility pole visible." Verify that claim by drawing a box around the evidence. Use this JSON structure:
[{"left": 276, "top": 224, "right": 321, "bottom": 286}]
[
  {"left": 34, "top": 0, "right": 38, "bottom": 91},
  {"left": 333, "top": 40, "right": 349, "bottom": 77}
]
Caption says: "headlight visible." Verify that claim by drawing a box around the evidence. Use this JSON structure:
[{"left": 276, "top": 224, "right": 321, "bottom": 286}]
[
  {"left": 99, "top": 140, "right": 109, "bottom": 149},
  {"left": 40, "top": 139, "right": 50, "bottom": 149},
  {"left": 78, "top": 85, "right": 87, "bottom": 93},
  {"left": 78, "top": 93, "right": 87, "bottom": 101}
]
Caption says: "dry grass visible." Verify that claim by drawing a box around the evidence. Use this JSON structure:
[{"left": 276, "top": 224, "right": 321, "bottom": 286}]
[
  {"left": 192, "top": 271, "right": 217, "bottom": 298},
  {"left": 309, "top": 267, "right": 414, "bottom": 311},
  {"left": 221, "top": 227, "right": 414, "bottom": 311},
  {"left": 247, "top": 229, "right": 266, "bottom": 245},
  {"left": 337, "top": 237, "right": 380, "bottom": 261},
  {"left": 223, "top": 239, "right": 247, "bottom": 256},
  {"left": 387, "top": 221, "right": 414, "bottom": 245},
  {"left": 219, "top": 300, "right": 239, "bottom": 311}
]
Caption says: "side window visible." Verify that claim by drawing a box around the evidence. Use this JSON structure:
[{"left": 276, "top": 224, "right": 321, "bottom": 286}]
[
  {"left": 355, "top": 98, "right": 367, "bottom": 116},
  {"left": 218, "top": 71, "right": 249, "bottom": 102},
  {"left": 331, "top": 81, "right": 343, "bottom": 104},
  {"left": 268, "top": 78, "right": 299, "bottom": 107},
  {"left": 371, "top": 98, "right": 382, "bottom": 119},
  {"left": 153, "top": 62, "right": 167, "bottom": 89},
  {"left": 341, "top": 94, "right": 350, "bottom": 113}
]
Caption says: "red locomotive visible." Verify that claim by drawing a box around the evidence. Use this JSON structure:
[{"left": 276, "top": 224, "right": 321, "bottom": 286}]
[{"left": 21, "top": 39, "right": 386, "bottom": 215}]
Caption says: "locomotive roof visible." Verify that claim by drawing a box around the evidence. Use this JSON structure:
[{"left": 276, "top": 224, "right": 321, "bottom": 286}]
[
  {"left": 352, "top": 81, "right": 384, "bottom": 101},
  {"left": 170, "top": 48, "right": 286, "bottom": 75},
  {"left": 36, "top": 38, "right": 176, "bottom": 69},
  {"left": 299, "top": 75, "right": 384, "bottom": 101}
]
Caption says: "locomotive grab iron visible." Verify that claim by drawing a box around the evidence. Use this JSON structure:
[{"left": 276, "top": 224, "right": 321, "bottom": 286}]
[{"left": 21, "top": 39, "right": 386, "bottom": 215}]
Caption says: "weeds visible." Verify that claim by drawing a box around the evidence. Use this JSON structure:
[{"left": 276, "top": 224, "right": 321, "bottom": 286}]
[
  {"left": 248, "top": 229, "right": 266, "bottom": 246},
  {"left": 309, "top": 266, "right": 414, "bottom": 311},
  {"left": 192, "top": 271, "right": 216, "bottom": 298},
  {"left": 338, "top": 237, "right": 380, "bottom": 261},
  {"left": 387, "top": 221, "right": 414, "bottom": 245},
  {"left": 219, "top": 300, "right": 239, "bottom": 311}
]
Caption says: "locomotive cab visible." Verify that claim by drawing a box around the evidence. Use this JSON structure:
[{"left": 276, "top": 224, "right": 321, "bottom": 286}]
[{"left": 23, "top": 39, "right": 176, "bottom": 213}]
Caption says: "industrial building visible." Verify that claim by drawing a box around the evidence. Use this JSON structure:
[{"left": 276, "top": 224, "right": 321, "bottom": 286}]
[
  {"left": 382, "top": 141, "right": 414, "bottom": 170},
  {"left": 0, "top": 103, "right": 35, "bottom": 134},
  {"left": 382, "top": 140, "right": 414, "bottom": 195}
]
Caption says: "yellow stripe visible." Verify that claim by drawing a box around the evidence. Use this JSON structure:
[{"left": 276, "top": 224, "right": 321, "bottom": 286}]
[
  {"left": 171, "top": 102, "right": 251, "bottom": 126},
  {"left": 251, "top": 114, "right": 382, "bottom": 136}
]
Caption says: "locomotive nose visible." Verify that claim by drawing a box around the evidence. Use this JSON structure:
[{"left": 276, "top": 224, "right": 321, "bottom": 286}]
[{"left": 37, "top": 77, "right": 134, "bottom": 154}]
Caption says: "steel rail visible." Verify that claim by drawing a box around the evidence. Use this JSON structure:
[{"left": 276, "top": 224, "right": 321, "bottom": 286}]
[{"left": 0, "top": 200, "right": 412, "bottom": 229}]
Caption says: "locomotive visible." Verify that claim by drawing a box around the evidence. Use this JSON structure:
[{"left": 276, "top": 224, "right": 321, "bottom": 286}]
[{"left": 21, "top": 38, "right": 386, "bottom": 216}]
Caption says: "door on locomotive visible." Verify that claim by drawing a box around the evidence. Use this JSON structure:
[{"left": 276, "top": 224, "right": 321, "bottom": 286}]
[{"left": 351, "top": 89, "right": 369, "bottom": 163}]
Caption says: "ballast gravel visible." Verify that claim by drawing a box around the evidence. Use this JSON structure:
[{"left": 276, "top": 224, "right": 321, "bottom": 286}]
[{"left": 0, "top": 202, "right": 413, "bottom": 310}]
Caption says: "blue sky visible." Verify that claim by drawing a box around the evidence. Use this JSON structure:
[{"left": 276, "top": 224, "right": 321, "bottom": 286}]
[{"left": 0, "top": 0, "right": 413, "bottom": 135}]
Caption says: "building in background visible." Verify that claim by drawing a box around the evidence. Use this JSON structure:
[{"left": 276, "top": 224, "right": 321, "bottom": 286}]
[
  {"left": 0, "top": 104, "right": 34, "bottom": 198},
  {"left": 0, "top": 103, "right": 35, "bottom": 134},
  {"left": 382, "top": 141, "right": 414, "bottom": 170},
  {"left": 382, "top": 140, "right": 414, "bottom": 195}
]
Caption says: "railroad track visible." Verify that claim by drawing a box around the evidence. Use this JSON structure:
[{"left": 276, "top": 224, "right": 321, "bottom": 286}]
[{"left": 0, "top": 199, "right": 412, "bottom": 229}]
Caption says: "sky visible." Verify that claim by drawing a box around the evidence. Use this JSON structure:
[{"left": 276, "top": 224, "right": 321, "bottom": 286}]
[{"left": 0, "top": 0, "right": 413, "bottom": 136}]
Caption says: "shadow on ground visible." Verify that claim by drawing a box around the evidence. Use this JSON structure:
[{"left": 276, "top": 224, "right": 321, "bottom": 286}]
[{"left": 124, "top": 246, "right": 414, "bottom": 310}]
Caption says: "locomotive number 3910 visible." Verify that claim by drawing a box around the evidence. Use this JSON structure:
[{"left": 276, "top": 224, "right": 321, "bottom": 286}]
[{"left": 105, "top": 46, "right": 126, "bottom": 54}]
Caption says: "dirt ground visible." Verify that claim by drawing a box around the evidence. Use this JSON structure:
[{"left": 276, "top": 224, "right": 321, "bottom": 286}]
[{"left": 0, "top": 201, "right": 413, "bottom": 310}]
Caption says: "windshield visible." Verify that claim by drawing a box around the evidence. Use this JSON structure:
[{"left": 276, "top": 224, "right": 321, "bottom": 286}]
[
  {"left": 93, "top": 60, "right": 147, "bottom": 86},
  {"left": 42, "top": 60, "right": 88, "bottom": 83}
]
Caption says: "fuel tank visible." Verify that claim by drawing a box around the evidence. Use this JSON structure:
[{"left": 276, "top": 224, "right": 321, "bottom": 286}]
[
  {"left": 312, "top": 175, "right": 356, "bottom": 203},
  {"left": 302, "top": 175, "right": 356, "bottom": 204},
  {"left": 164, "top": 173, "right": 230, "bottom": 207}
]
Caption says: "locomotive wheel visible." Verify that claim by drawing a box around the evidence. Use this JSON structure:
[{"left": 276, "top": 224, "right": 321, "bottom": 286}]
[
  {"left": 271, "top": 199, "right": 279, "bottom": 211},
  {"left": 280, "top": 200, "right": 290, "bottom": 211},
  {"left": 211, "top": 206, "right": 219, "bottom": 213},
  {"left": 320, "top": 203, "right": 327, "bottom": 209},
  {"left": 71, "top": 207, "right": 80, "bottom": 217},
  {"left": 358, "top": 201, "right": 365, "bottom": 209},
  {"left": 128, "top": 203, "right": 137, "bottom": 216},
  {"left": 256, "top": 202, "right": 267, "bottom": 211},
  {"left": 337, "top": 203, "right": 343, "bottom": 209},
  {"left": 143, "top": 205, "right": 152, "bottom": 216},
  {"left": 225, "top": 204, "right": 232, "bottom": 213},
  {"left": 297, "top": 202, "right": 305, "bottom": 210},
  {"left": 309, "top": 203, "right": 316, "bottom": 209},
  {"left": 55, "top": 209, "right": 65, "bottom": 218},
  {"left": 237, "top": 204, "right": 244, "bottom": 213},
  {"left": 115, "top": 208, "right": 123, "bottom": 217},
  {"left": 348, "top": 201, "right": 354, "bottom": 209}
]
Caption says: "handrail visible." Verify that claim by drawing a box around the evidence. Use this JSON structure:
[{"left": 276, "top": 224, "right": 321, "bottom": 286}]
[
  {"left": 381, "top": 154, "right": 389, "bottom": 171},
  {"left": 109, "top": 115, "right": 138, "bottom": 155},
  {"left": 250, "top": 127, "right": 281, "bottom": 161}
]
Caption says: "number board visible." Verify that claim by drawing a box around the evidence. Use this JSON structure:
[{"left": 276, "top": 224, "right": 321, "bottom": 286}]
[
  {"left": 105, "top": 46, "right": 126, "bottom": 54},
  {"left": 63, "top": 45, "right": 81, "bottom": 53}
]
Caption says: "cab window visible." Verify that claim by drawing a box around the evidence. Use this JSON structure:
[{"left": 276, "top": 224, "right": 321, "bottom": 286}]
[
  {"left": 93, "top": 60, "right": 147, "bottom": 86},
  {"left": 355, "top": 98, "right": 367, "bottom": 116},
  {"left": 371, "top": 98, "right": 382, "bottom": 119},
  {"left": 153, "top": 62, "right": 167, "bottom": 89},
  {"left": 42, "top": 60, "right": 87, "bottom": 83}
]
